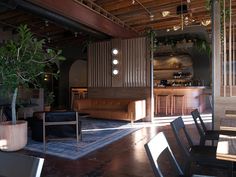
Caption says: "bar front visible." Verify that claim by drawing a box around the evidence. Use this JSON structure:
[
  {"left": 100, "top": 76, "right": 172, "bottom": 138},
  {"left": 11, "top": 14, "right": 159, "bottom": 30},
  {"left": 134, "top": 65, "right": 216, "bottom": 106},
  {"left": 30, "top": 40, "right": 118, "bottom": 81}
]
[{"left": 153, "top": 53, "right": 211, "bottom": 116}]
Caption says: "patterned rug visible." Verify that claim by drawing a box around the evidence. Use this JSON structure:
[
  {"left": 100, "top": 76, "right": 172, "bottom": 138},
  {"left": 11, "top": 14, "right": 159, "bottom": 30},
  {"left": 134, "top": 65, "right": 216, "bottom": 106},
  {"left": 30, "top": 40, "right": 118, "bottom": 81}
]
[{"left": 25, "top": 118, "right": 142, "bottom": 160}]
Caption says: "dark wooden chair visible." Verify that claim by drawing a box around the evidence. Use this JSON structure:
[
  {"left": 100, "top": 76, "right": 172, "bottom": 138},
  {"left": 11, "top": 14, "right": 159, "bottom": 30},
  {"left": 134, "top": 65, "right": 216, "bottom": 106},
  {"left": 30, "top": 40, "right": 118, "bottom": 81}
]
[
  {"left": 191, "top": 109, "right": 236, "bottom": 146},
  {"left": 144, "top": 132, "right": 215, "bottom": 177},
  {"left": 0, "top": 151, "right": 44, "bottom": 177},
  {"left": 170, "top": 117, "right": 231, "bottom": 175}
]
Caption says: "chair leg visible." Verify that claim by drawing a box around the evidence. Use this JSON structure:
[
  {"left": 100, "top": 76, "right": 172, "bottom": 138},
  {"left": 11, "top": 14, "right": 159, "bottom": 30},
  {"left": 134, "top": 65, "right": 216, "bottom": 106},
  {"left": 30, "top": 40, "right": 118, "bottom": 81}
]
[
  {"left": 43, "top": 112, "right": 46, "bottom": 152},
  {"left": 200, "top": 137, "right": 206, "bottom": 146},
  {"left": 183, "top": 160, "right": 192, "bottom": 176},
  {"left": 76, "top": 113, "right": 79, "bottom": 144}
]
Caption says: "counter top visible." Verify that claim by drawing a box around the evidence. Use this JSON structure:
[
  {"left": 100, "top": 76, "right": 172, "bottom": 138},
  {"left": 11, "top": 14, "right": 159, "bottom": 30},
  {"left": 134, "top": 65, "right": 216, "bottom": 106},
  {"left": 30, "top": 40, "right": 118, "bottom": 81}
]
[{"left": 154, "top": 86, "right": 210, "bottom": 89}]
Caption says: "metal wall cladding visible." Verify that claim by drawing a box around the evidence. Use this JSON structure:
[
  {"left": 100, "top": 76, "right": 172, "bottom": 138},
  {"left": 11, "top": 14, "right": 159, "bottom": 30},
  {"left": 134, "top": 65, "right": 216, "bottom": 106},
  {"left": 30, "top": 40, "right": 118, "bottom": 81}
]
[{"left": 88, "top": 37, "right": 148, "bottom": 88}]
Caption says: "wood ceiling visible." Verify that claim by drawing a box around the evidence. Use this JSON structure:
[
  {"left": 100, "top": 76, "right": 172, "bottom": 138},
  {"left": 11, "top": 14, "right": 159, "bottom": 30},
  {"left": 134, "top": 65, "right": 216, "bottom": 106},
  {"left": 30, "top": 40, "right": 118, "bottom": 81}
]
[
  {"left": 93, "top": 0, "right": 212, "bottom": 34},
  {"left": 0, "top": 0, "right": 235, "bottom": 47}
]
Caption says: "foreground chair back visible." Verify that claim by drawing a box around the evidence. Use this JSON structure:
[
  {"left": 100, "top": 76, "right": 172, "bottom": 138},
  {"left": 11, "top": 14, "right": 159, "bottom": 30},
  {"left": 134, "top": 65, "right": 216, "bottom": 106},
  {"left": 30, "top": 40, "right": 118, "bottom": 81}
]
[
  {"left": 144, "top": 132, "right": 215, "bottom": 177},
  {"left": 170, "top": 117, "right": 193, "bottom": 160},
  {"left": 0, "top": 151, "right": 44, "bottom": 177},
  {"left": 191, "top": 109, "right": 236, "bottom": 146},
  {"left": 144, "top": 132, "right": 184, "bottom": 177},
  {"left": 171, "top": 117, "right": 231, "bottom": 175},
  {"left": 191, "top": 109, "right": 210, "bottom": 145}
]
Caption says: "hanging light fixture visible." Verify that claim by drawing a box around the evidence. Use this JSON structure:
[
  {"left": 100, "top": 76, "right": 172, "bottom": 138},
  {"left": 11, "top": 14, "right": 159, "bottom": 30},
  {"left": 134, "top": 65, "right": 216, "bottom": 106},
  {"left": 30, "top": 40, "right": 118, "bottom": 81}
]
[
  {"left": 161, "top": 11, "right": 170, "bottom": 17},
  {"left": 201, "top": 19, "right": 211, "bottom": 26},
  {"left": 132, "top": 0, "right": 154, "bottom": 21}
]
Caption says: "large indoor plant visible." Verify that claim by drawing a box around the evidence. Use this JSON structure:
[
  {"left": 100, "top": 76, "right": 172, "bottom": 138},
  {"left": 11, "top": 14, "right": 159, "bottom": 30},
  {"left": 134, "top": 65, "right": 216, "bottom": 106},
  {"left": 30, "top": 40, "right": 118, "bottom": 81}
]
[{"left": 0, "top": 25, "right": 64, "bottom": 151}]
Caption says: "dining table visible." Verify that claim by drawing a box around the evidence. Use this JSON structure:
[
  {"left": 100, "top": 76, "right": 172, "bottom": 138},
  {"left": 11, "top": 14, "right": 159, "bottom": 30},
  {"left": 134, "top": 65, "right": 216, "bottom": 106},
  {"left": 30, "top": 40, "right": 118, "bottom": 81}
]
[{"left": 216, "top": 118, "right": 236, "bottom": 176}]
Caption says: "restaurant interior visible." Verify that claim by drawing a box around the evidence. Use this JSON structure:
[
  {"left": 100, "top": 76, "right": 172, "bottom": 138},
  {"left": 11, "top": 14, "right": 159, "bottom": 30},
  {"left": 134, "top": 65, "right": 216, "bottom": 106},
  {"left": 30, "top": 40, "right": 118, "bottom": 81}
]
[{"left": 0, "top": 0, "right": 236, "bottom": 177}]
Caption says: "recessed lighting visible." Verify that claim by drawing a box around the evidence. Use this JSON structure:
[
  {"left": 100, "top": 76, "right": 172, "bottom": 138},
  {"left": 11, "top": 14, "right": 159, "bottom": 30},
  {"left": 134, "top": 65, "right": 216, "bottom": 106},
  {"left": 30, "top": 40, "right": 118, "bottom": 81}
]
[
  {"left": 166, "top": 29, "right": 170, "bottom": 32},
  {"left": 161, "top": 11, "right": 170, "bottom": 17}
]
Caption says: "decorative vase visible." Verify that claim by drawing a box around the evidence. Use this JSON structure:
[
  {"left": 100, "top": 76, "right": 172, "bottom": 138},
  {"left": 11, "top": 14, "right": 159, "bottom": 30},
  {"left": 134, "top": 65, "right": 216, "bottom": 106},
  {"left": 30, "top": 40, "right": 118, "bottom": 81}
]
[{"left": 0, "top": 120, "right": 27, "bottom": 151}]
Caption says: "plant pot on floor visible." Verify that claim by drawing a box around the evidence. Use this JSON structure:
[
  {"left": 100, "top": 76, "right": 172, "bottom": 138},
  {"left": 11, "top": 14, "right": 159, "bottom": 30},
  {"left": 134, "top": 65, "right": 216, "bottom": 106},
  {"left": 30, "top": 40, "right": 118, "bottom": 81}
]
[
  {"left": 44, "top": 106, "right": 51, "bottom": 112},
  {"left": 0, "top": 120, "right": 27, "bottom": 151}
]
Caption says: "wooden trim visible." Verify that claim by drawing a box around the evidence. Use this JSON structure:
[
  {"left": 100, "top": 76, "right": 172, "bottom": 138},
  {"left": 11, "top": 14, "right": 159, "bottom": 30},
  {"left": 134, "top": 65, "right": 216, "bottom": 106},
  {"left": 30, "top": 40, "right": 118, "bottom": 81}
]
[{"left": 28, "top": 0, "right": 138, "bottom": 38}]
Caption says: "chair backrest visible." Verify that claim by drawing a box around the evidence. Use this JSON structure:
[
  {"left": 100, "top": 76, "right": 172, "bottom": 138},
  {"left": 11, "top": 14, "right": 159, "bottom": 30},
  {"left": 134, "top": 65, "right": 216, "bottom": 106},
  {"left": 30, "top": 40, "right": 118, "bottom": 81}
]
[
  {"left": 144, "top": 132, "right": 184, "bottom": 177},
  {"left": 170, "top": 117, "right": 193, "bottom": 159},
  {"left": 0, "top": 151, "right": 44, "bottom": 177},
  {"left": 191, "top": 109, "right": 207, "bottom": 137}
]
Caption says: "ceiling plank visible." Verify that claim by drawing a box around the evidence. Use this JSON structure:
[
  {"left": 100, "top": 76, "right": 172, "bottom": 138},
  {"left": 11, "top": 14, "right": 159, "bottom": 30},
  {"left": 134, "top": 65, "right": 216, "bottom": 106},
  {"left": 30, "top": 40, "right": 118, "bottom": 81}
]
[{"left": 27, "top": 0, "right": 139, "bottom": 38}]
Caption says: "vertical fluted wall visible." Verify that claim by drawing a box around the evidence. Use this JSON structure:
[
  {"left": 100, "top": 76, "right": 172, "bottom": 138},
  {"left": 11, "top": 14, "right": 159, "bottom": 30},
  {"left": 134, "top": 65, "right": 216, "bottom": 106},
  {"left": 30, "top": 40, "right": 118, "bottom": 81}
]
[
  {"left": 88, "top": 37, "right": 148, "bottom": 88},
  {"left": 88, "top": 41, "right": 112, "bottom": 87},
  {"left": 123, "top": 37, "right": 147, "bottom": 87}
]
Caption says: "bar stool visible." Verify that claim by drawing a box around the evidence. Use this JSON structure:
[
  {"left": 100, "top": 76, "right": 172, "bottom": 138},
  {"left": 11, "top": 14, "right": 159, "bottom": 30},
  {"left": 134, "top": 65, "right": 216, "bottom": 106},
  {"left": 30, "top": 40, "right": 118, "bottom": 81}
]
[
  {"left": 171, "top": 94, "right": 186, "bottom": 115},
  {"left": 156, "top": 94, "right": 169, "bottom": 115}
]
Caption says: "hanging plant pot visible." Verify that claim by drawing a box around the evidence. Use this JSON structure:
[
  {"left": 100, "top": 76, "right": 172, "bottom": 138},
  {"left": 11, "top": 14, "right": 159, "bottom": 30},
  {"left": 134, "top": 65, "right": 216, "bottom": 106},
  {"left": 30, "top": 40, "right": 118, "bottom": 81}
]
[{"left": 0, "top": 120, "right": 27, "bottom": 151}]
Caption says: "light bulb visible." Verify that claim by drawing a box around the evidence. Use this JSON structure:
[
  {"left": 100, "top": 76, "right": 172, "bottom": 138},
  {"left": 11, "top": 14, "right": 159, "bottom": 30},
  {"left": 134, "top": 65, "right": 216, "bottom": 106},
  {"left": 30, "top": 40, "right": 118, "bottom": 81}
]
[
  {"left": 112, "top": 48, "right": 118, "bottom": 55},
  {"left": 112, "top": 69, "right": 119, "bottom": 75},
  {"left": 112, "top": 59, "right": 119, "bottom": 65}
]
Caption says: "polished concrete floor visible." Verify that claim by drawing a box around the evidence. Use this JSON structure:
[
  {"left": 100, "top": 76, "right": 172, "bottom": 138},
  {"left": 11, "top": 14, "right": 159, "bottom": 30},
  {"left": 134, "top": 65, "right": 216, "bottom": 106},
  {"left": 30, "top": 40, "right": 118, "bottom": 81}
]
[{"left": 22, "top": 114, "right": 230, "bottom": 177}]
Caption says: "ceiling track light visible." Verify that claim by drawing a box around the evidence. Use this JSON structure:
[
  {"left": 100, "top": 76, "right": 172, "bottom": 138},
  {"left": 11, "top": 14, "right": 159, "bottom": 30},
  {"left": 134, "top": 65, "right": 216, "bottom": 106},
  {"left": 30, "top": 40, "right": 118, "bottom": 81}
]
[
  {"left": 201, "top": 19, "right": 211, "bottom": 26},
  {"left": 132, "top": 0, "right": 154, "bottom": 20},
  {"left": 161, "top": 11, "right": 170, "bottom": 17}
]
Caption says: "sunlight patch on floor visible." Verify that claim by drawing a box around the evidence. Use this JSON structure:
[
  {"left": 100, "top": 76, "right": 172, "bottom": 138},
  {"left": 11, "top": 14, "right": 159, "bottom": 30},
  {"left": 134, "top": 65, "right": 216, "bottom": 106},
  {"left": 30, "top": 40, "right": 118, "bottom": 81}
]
[{"left": 153, "top": 113, "right": 212, "bottom": 126}]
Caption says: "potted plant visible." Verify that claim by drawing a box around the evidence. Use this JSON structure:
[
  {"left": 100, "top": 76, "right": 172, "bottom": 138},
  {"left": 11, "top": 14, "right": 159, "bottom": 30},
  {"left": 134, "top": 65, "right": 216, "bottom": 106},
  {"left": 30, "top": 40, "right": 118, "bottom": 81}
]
[
  {"left": 44, "top": 91, "right": 55, "bottom": 111},
  {"left": 0, "top": 25, "right": 65, "bottom": 151}
]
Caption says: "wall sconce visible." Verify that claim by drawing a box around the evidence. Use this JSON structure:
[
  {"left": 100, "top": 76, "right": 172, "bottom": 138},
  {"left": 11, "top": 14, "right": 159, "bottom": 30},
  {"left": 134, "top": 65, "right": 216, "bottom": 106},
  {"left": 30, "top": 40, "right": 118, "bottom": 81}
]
[
  {"left": 112, "top": 69, "right": 119, "bottom": 75},
  {"left": 44, "top": 74, "right": 49, "bottom": 81},
  {"left": 112, "top": 59, "right": 119, "bottom": 65},
  {"left": 112, "top": 48, "right": 119, "bottom": 76},
  {"left": 112, "top": 48, "right": 119, "bottom": 55}
]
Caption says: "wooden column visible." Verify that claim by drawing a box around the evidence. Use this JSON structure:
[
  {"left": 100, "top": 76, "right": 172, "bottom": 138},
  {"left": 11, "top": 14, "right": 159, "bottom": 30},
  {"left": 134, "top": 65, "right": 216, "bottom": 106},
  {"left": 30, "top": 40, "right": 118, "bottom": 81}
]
[{"left": 212, "top": 0, "right": 221, "bottom": 128}]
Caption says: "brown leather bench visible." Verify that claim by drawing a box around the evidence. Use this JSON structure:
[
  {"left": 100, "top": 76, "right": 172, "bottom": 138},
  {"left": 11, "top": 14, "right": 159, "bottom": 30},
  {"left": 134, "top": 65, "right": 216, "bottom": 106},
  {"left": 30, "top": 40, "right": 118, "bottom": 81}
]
[{"left": 74, "top": 98, "right": 146, "bottom": 123}]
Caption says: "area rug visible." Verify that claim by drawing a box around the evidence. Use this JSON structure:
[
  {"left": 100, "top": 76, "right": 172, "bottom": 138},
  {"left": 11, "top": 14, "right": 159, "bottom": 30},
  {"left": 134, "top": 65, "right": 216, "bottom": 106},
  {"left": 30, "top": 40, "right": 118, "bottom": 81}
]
[{"left": 25, "top": 118, "right": 142, "bottom": 160}]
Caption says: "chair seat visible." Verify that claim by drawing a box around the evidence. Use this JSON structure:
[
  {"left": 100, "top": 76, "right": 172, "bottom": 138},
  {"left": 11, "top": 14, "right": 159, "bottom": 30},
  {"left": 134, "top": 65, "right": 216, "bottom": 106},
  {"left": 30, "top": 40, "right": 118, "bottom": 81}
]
[
  {"left": 205, "top": 131, "right": 219, "bottom": 140},
  {"left": 189, "top": 146, "right": 230, "bottom": 168},
  {"left": 205, "top": 130, "right": 236, "bottom": 141}
]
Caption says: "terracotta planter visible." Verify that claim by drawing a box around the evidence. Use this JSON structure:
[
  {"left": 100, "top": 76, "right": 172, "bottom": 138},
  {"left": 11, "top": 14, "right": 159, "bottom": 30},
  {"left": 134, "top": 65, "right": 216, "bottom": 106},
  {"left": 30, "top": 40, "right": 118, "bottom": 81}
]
[
  {"left": 0, "top": 120, "right": 27, "bottom": 151},
  {"left": 44, "top": 106, "right": 51, "bottom": 112}
]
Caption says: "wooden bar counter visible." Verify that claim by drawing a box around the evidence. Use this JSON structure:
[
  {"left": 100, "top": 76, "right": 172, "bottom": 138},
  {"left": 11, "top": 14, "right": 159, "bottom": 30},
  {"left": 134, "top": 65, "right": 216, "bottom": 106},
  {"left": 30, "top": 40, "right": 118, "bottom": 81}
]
[{"left": 154, "top": 87, "right": 209, "bottom": 115}]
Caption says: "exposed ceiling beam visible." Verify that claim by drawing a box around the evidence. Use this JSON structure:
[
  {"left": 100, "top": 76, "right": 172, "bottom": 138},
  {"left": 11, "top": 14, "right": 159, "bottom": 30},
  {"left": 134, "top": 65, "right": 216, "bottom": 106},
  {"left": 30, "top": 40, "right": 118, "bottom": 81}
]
[{"left": 25, "top": 0, "right": 139, "bottom": 38}]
